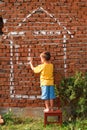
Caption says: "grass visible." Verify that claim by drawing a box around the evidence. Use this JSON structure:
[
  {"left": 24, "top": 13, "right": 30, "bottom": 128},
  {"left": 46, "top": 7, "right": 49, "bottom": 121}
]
[{"left": 0, "top": 117, "right": 87, "bottom": 130}]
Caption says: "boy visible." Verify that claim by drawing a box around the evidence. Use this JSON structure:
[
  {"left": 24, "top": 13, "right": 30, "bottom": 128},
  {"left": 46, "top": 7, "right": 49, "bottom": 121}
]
[{"left": 29, "top": 52, "right": 56, "bottom": 112}]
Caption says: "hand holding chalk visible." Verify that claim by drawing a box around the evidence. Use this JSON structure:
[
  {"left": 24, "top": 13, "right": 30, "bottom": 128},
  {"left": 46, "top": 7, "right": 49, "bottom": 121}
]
[
  {"left": 28, "top": 57, "right": 33, "bottom": 65},
  {"left": 29, "top": 57, "right": 33, "bottom": 62}
]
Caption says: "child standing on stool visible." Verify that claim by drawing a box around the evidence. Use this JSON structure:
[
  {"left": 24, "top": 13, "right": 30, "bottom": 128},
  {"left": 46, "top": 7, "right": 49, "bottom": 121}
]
[{"left": 30, "top": 52, "right": 56, "bottom": 112}]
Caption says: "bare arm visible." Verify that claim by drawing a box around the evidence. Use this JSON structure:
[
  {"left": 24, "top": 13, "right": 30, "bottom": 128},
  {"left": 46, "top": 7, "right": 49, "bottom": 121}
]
[
  {"left": 30, "top": 62, "right": 34, "bottom": 71},
  {"left": 29, "top": 57, "right": 34, "bottom": 71},
  {"left": 29, "top": 57, "right": 42, "bottom": 73}
]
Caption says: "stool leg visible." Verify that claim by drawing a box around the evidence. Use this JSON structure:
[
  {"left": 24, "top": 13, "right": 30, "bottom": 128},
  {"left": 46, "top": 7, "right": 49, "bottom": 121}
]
[
  {"left": 60, "top": 114, "right": 62, "bottom": 125},
  {"left": 44, "top": 114, "right": 47, "bottom": 127},
  {"left": 59, "top": 114, "right": 62, "bottom": 125},
  {"left": 57, "top": 115, "right": 59, "bottom": 124}
]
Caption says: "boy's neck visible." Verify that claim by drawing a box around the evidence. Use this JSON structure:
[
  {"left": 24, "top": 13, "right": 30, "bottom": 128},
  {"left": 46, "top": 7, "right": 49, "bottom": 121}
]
[{"left": 44, "top": 61, "right": 51, "bottom": 64}]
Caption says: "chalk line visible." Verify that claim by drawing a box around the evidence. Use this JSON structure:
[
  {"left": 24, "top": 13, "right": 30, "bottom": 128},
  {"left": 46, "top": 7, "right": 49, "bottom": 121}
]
[{"left": 5, "top": 7, "right": 74, "bottom": 99}]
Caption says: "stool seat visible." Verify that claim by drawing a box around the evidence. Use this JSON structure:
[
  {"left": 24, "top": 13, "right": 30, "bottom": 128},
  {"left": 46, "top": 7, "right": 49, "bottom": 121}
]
[{"left": 45, "top": 109, "right": 62, "bottom": 114}]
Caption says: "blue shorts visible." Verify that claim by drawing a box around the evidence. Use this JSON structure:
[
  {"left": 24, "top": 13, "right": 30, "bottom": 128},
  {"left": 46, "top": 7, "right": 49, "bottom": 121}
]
[{"left": 41, "top": 86, "right": 56, "bottom": 100}]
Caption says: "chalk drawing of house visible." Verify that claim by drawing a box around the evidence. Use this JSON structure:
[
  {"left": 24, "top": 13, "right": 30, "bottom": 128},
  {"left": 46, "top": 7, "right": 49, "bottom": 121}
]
[{"left": 3, "top": 7, "right": 74, "bottom": 99}]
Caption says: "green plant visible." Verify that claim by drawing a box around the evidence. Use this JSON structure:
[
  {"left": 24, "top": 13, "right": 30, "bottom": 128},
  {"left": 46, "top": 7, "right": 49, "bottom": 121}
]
[
  {"left": 54, "top": 84, "right": 59, "bottom": 97},
  {"left": 3, "top": 109, "right": 14, "bottom": 125},
  {"left": 58, "top": 72, "right": 87, "bottom": 121},
  {"left": 2, "top": 110, "right": 34, "bottom": 125}
]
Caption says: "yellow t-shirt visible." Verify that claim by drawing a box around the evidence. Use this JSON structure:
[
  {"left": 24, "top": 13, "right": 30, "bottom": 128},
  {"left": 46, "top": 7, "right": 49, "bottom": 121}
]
[{"left": 33, "top": 63, "right": 54, "bottom": 86}]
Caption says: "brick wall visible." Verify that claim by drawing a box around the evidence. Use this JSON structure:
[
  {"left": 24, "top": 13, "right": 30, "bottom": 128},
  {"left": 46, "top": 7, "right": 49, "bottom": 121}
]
[{"left": 0, "top": 0, "right": 87, "bottom": 107}]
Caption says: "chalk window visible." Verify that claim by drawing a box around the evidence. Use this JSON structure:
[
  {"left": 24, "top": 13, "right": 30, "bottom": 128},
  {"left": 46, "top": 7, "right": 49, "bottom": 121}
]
[{"left": 0, "top": 17, "right": 3, "bottom": 35}]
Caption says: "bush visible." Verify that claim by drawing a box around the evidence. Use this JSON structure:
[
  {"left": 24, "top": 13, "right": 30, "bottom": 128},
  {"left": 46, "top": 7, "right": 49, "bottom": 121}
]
[{"left": 58, "top": 72, "right": 87, "bottom": 121}]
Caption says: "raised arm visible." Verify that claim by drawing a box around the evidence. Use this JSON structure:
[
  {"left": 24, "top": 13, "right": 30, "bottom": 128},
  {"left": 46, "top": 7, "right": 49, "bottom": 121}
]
[{"left": 29, "top": 57, "right": 34, "bottom": 71}]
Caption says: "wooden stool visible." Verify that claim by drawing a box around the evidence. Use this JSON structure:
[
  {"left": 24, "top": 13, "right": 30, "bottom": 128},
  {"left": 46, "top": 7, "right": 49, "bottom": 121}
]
[{"left": 44, "top": 97, "right": 62, "bottom": 127}]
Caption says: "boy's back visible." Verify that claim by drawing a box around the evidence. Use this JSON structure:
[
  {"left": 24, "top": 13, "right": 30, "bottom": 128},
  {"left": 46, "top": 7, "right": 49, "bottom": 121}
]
[
  {"left": 34, "top": 63, "right": 54, "bottom": 86},
  {"left": 40, "top": 63, "right": 54, "bottom": 86}
]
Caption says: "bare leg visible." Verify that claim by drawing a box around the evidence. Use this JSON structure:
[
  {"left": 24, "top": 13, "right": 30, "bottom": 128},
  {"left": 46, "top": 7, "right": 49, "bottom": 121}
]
[
  {"left": 50, "top": 99, "right": 54, "bottom": 111},
  {"left": 45, "top": 100, "right": 49, "bottom": 109}
]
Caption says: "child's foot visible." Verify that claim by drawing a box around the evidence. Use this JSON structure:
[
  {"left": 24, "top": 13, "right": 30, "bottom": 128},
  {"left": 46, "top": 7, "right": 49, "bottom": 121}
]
[
  {"left": 50, "top": 109, "right": 54, "bottom": 111},
  {"left": 44, "top": 108, "right": 49, "bottom": 112},
  {"left": 50, "top": 108, "right": 55, "bottom": 111}
]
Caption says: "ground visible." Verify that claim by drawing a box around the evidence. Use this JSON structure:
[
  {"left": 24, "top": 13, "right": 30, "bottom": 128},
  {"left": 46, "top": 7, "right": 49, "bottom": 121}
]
[{"left": 0, "top": 118, "right": 87, "bottom": 130}]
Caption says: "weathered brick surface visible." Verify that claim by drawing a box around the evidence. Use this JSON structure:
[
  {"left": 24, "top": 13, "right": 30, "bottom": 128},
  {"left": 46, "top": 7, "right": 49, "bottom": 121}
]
[{"left": 0, "top": 0, "right": 87, "bottom": 107}]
